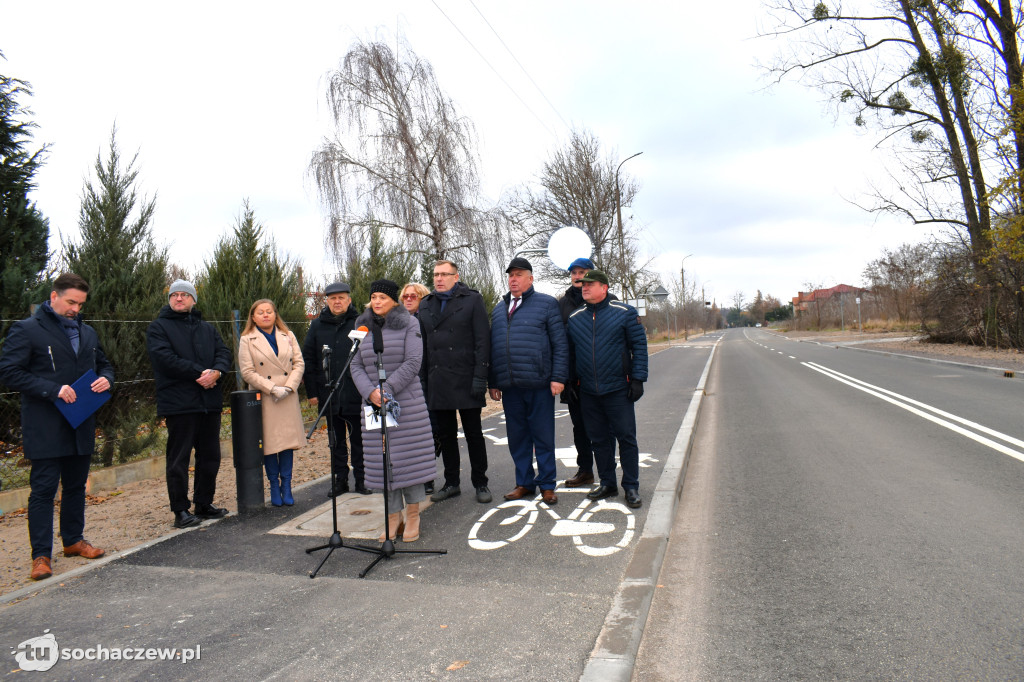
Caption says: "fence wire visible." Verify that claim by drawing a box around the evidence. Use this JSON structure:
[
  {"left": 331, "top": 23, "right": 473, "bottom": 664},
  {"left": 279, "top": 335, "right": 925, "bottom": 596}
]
[{"left": 1, "top": 316, "right": 312, "bottom": 494}]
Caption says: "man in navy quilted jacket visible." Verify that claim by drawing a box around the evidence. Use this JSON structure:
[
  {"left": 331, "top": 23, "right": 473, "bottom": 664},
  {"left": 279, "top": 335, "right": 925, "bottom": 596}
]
[
  {"left": 565, "top": 270, "right": 648, "bottom": 509},
  {"left": 488, "top": 257, "right": 568, "bottom": 505}
]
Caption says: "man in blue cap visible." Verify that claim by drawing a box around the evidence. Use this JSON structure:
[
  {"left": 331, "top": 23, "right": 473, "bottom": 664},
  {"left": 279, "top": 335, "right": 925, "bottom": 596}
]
[{"left": 558, "top": 257, "right": 599, "bottom": 487}]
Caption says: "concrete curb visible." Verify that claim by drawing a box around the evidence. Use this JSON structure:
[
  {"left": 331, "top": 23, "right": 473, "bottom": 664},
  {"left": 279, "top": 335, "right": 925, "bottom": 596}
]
[{"left": 580, "top": 338, "right": 720, "bottom": 681}]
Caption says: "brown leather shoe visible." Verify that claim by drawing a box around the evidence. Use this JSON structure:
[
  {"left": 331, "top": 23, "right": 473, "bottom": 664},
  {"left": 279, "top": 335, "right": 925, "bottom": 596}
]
[
  {"left": 503, "top": 486, "right": 535, "bottom": 501},
  {"left": 31, "top": 556, "right": 52, "bottom": 580},
  {"left": 564, "top": 470, "right": 595, "bottom": 487},
  {"left": 541, "top": 489, "right": 558, "bottom": 505},
  {"left": 62, "top": 540, "right": 105, "bottom": 559}
]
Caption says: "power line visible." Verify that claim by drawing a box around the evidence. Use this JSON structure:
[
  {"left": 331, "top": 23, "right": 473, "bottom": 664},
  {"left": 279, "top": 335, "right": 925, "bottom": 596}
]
[
  {"left": 429, "top": 0, "right": 559, "bottom": 138},
  {"left": 467, "top": 0, "right": 572, "bottom": 133}
]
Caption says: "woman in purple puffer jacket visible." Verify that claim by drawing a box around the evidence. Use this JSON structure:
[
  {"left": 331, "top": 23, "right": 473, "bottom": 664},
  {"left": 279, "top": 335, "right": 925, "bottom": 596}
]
[{"left": 349, "top": 279, "right": 435, "bottom": 542}]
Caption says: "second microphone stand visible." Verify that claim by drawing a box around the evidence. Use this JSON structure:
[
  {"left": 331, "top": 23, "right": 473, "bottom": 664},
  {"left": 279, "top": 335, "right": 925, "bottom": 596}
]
[
  {"left": 355, "top": 342, "right": 446, "bottom": 578},
  {"left": 305, "top": 340, "right": 378, "bottom": 578}
]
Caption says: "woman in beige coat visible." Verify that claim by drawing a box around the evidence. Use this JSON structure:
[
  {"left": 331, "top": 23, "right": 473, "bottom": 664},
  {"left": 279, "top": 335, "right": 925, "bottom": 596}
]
[{"left": 239, "top": 299, "right": 305, "bottom": 506}]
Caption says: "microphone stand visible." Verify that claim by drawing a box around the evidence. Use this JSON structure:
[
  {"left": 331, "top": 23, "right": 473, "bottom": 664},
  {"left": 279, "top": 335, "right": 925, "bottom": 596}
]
[
  {"left": 305, "top": 339, "right": 369, "bottom": 578},
  {"left": 354, "top": 340, "right": 446, "bottom": 579}
]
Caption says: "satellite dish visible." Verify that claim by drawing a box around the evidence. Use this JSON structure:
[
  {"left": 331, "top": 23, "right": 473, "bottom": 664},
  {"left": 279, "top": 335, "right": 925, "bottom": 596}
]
[{"left": 547, "top": 226, "right": 593, "bottom": 271}]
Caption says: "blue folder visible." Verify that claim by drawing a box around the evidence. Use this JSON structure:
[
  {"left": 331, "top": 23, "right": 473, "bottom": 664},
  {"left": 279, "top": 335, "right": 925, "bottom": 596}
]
[{"left": 54, "top": 369, "right": 111, "bottom": 429}]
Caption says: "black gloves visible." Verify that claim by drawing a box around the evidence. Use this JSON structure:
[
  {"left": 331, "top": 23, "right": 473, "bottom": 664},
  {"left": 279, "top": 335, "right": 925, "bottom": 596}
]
[
  {"left": 627, "top": 379, "right": 644, "bottom": 402},
  {"left": 471, "top": 377, "right": 487, "bottom": 401}
]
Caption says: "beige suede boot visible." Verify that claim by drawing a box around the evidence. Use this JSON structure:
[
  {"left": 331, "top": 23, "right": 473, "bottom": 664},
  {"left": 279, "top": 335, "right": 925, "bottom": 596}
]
[
  {"left": 379, "top": 512, "right": 404, "bottom": 542},
  {"left": 402, "top": 503, "right": 420, "bottom": 542}
]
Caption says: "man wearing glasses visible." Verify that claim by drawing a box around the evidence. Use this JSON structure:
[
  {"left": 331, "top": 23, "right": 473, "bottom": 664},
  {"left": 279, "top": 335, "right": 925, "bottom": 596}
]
[
  {"left": 146, "top": 280, "right": 232, "bottom": 528},
  {"left": 417, "top": 260, "right": 493, "bottom": 504}
]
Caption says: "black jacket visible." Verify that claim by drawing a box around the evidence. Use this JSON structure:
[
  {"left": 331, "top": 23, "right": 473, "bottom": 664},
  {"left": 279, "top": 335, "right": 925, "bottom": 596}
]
[
  {"left": 146, "top": 305, "right": 232, "bottom": 416},
  {"left": 0, "top": 302, "right": 115, "bottom": 460},
  {"left": 558, "top": 284, "right": 585, "bottom": 325},
  {"left": 301, "top": 304, "right": 363, "bottom": 414},
  {"left": 417, "top": 281, "right": 490, "bottom": 410}
]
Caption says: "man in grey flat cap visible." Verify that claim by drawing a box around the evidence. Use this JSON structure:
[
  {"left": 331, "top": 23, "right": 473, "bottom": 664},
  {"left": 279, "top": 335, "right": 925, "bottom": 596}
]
[
  {"left": 146, "top": 279, "right": 232, "bottom": 528},
  {"left": 302, "top": 282, "right": 369, "bottom": 496}
]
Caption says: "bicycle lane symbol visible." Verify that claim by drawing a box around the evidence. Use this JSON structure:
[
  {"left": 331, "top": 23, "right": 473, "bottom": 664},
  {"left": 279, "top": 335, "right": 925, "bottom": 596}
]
[{"left": 467, "top": 448, "right": 658, "bottom": 557}]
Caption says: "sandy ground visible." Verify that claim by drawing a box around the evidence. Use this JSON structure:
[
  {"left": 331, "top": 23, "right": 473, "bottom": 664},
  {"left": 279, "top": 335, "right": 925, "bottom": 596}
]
[{"left": 0, "top": 400, "right": 504, "bottom": 596}]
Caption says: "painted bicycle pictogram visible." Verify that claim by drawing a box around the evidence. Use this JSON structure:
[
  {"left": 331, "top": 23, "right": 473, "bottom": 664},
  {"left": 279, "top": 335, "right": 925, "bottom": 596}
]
[{"left": 467, "top": 486, "right": 635, "bottom": 557}]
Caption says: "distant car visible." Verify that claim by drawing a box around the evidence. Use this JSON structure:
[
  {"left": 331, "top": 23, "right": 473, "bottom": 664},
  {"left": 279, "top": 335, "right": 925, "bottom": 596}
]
[{"left": 755, "top": 323, "right": 762, "bottom": 328}]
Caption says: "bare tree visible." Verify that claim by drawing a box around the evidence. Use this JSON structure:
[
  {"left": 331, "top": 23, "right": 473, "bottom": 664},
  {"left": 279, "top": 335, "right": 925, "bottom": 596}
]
[
  {"left": 762, "top": 0, "right": 1024, "bottom": 344},
  {"left": 863, "top": 242, "right": 935, "bottom": 322},
  {"left": 310, "top": 38, "right": 483, "bottom": 266},
  {"left": 503, "top": 129, "right": 652, "bottom": 296}
]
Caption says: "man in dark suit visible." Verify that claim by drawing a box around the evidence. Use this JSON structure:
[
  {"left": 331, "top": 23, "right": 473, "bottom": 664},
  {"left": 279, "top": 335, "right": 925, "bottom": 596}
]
[
  {"left": 419, "top": 260, "right": 492, "bottom": 504},
  {"left": 0, "top": 273, "right": 114, "bottom": 580}
]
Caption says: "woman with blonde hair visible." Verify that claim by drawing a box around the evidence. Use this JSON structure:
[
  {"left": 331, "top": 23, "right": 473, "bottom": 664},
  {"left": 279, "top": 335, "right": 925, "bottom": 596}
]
[
  {"left": 401, "top": 282, "right": 430, "bottom": 316},
  {"left": 238, "top": 299, "right": 305, "bottom": 506}
]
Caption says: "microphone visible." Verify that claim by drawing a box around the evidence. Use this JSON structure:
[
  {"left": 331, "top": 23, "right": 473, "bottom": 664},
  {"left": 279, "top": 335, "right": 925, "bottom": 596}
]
[
  {"left": 346, "top": 326, "right": 369, "bottom": 360},
  {"left": 372, "top": 324, "right": 384, "bottom": 355}
]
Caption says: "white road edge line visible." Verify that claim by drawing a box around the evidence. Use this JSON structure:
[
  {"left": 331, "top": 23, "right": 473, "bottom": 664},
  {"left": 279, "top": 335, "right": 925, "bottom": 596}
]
[
  {"left": 805, "top": 361, "right": 1024, "bottom": 451},
  {"left": 803, "top": 362, "right": 1024, "bottom": 463}
]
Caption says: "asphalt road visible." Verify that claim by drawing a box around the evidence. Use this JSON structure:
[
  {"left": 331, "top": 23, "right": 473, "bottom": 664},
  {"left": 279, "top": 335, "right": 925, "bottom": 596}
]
[
  {"left": 1, "top": 339, "right": 715, "bottom": 680},
  {"left": 635, "top": 328, "right": 1024, "bottom": 680}
]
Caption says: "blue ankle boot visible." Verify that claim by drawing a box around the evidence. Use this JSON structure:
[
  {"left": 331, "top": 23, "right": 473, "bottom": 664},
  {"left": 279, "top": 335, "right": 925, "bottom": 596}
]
[
  {"left": 279, "top": 450, "right": 294, "bottom": 506},
  {"left": 264, "top": 454, "right": 282, "bottom": 507}
]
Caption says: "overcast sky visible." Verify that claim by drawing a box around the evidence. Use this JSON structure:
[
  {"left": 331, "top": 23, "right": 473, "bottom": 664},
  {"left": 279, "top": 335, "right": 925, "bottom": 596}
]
[{"left": 2, "top": 1, "right": 928, "bottom": 307}]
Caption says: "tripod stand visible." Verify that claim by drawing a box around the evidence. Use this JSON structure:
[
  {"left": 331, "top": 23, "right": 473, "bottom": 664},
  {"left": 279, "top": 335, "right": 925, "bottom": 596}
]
[
  {"left": 355, "top": 335, "right": 446, "bottom": 578},
  {"left": 305, "top": 338, "right": 377, "bottom": 578},
  {"left": 306, "top": 329, "right": 446, "bottom": 578}
]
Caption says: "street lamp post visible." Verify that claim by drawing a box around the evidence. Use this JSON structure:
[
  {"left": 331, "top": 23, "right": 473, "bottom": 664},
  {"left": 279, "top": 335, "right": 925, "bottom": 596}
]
[
  {"left": 681, "top": 253, "right": 692, "bottom": 340},
  {"left": 615, "top": 152, "right": 643, "bottom": 298}
]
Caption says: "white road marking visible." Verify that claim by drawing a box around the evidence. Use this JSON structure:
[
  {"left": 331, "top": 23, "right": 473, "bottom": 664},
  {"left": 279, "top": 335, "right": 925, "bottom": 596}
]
[{"left": 804, "top": 361, "right": 1024, "bottom": 463}]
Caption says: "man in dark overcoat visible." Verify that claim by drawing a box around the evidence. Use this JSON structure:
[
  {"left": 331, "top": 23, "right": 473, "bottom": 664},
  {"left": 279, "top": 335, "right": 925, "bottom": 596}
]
[
  {"left": 146, "top": 280, "right": 232, "bottom": 529},
  {"left": 302, "top": 281, "right": 369, "bottom": 496},
  {"left": 419, "top": 260, "right": 492, "bottom": 504},
  {"left": 0, "top": 273, "right": 114, "bottom": 580}
]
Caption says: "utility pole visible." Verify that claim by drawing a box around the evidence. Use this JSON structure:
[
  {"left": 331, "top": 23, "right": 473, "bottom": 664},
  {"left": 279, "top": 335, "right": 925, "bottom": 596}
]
[
  {"left": 615, "top": 152, "right": 642, "bottom": 299},
  {"left": 681, "top": 253, "right": 692, "bottom": 340}
]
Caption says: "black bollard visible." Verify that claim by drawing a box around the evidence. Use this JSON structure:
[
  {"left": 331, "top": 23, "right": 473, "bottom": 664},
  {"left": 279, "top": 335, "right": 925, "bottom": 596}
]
[{"left": 231, "top": 390, "right": 265, "bottom": 513}]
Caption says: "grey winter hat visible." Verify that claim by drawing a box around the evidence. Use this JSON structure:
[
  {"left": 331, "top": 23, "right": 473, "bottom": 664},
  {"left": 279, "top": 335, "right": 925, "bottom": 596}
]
[
  {"left": 168, "top": 279, "right": 198, "bottom": 303},
  {"left": 324, "top": 281, "right": 351, "bottom": 295}
]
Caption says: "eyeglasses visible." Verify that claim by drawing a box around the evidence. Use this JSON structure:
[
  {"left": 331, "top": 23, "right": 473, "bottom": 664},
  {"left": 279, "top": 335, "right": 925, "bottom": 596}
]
[
  {"left": 401, "top": 294, "right": 420, "bottom": 300},
  {"left": 433, "top": 272, "right": 456, "bottom": 278}
]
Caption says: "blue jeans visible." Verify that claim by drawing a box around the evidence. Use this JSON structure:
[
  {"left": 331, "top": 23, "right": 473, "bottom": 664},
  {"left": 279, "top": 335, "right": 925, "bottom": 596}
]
[
  {"left": 28, "top": 455, "right": 92, "bottom": 559},
  {"left": 580, "top": 388, "right": 639, "bottom": 490},
  {"left": 501, "top": 386, "right": 557, "bottom": 491}
]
